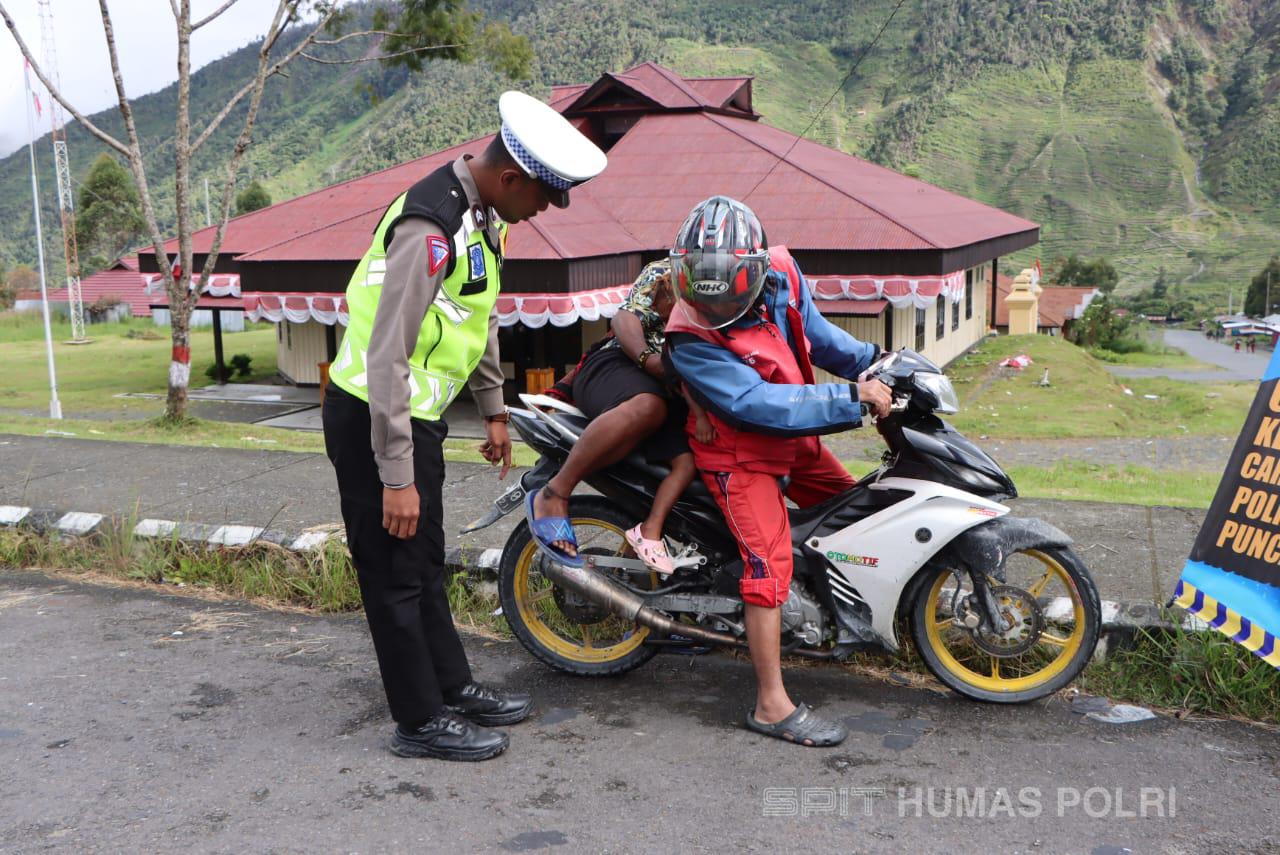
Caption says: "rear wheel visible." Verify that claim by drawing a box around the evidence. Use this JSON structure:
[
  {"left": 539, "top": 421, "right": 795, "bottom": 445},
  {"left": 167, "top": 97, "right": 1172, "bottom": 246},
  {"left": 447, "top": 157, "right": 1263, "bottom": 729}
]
[
  {"left": 498, "top": 496, "right": 659, "bottom": 676},
  {"left": 909, "top": 546, "right": 1100, "bottom": 703}
]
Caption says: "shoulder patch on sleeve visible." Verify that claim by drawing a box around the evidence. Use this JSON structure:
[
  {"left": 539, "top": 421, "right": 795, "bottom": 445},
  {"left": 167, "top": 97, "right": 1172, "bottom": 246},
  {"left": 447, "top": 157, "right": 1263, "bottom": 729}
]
[{"left": 426, "top": 234, "right": 450, "bottom": 276}]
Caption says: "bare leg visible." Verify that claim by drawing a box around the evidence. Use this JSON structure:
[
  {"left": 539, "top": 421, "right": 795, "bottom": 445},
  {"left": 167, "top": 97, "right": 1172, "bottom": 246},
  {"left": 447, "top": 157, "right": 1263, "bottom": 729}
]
[
  {"left": 533, "top": 393, "right": 667, "bottom": 556},
  {"left": 744, "top": 603, "right": 795, "bottom": 724},
  {"left": 640, "top": 452, "right": 696, "bottom": 540}
]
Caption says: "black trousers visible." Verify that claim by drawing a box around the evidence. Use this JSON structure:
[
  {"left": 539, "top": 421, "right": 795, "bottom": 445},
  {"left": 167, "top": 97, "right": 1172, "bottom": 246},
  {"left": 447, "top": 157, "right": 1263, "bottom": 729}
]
[{"left": 322, "top": 384, "right": 471, "bottom": 724}]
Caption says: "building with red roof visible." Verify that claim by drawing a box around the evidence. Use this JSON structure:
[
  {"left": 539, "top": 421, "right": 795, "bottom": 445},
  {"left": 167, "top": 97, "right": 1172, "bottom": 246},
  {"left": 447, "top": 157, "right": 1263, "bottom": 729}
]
[
  {"left": 14, "top": 257, "right": 152, "bottom": 320},
  {"left": 137, "top": 62, "right": 1040, "bottom": 386},
  {"left": 993, "top": 273, "right": 1098, "bottom": 336}
]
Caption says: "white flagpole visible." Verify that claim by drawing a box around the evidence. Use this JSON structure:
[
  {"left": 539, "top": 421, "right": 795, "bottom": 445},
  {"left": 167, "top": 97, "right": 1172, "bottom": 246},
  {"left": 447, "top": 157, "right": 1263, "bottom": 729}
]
[{"left": 24, "top": 62, "right": 62, "bottom": 420}]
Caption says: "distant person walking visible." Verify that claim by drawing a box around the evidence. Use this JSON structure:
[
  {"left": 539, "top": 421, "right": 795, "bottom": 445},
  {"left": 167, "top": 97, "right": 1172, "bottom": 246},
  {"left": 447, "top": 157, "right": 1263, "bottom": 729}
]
[{"left": 1235, "top": 339, "right": 1241, "bottom": 353}]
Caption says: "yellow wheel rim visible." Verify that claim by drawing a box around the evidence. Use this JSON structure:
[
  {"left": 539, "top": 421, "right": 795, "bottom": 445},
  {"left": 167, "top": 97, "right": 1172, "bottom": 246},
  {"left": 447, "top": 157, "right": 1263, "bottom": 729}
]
[
  {"left": 512, "top": 515, "right": 651, "bottom": 664},
  {"left": 923, "top": 549, "right": 1086, "bottom": 694}
]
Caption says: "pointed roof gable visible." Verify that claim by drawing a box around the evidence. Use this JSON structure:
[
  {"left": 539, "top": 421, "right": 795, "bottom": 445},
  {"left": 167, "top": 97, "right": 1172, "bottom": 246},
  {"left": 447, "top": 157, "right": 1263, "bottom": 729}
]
[{"left": 561, "top": 61, "right": 756, "bottom": 118}]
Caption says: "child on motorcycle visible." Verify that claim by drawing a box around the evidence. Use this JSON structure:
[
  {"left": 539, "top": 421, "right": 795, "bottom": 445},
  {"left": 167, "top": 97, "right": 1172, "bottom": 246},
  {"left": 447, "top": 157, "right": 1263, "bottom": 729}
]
[
  {"left": 665, "top": 197, "right": 892, "bottom": 748},
  {"left": 529, "top": 260, "right": 714, "bottom": 575}
]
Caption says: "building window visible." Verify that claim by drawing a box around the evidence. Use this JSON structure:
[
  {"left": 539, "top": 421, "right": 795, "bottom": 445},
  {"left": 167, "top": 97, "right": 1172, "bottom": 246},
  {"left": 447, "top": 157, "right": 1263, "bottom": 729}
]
[
  {"left": 952, "top": 297, "right": 960, "bottom": 331},
  {"left": 936, "top": 295, "right": 945, "bottom": 340},
  {"left": 915, "top": 307, "right": 926, "bottom": 350},
  {"left": 965, "top": 268, "right": 974, "bottom": 320}
]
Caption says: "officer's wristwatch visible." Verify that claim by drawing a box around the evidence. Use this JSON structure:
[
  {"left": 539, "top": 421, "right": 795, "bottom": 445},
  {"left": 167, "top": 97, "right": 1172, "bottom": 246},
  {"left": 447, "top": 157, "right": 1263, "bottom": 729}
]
[{"left": 486, "top": 409, "right": 510, "bottom": 424}]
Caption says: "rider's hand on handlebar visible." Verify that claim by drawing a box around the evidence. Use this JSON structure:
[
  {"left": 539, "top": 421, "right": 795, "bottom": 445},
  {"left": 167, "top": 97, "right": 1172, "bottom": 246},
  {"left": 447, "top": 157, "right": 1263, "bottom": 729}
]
[{"left": 856, "top": 379, "right": 893, "bottom": 420}]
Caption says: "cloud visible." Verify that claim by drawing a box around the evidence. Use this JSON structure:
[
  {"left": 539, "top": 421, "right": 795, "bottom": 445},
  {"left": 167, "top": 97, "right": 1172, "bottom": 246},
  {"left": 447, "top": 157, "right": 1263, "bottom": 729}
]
[{"left": 1, "top": 0, "right": 279, "bottom": 158}]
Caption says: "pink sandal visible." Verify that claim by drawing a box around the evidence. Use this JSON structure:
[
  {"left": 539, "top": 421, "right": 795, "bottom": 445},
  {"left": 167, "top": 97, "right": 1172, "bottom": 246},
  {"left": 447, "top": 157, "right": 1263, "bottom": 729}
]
[{"left": 625, "top": 524, "right": 676, "bottom": 576}]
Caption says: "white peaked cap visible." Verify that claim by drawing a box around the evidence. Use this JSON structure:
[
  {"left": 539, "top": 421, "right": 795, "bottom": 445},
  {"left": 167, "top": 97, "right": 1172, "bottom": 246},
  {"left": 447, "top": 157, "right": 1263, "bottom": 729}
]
[{"left": 498, "top": 90, "right": 607, "bottom": 207}]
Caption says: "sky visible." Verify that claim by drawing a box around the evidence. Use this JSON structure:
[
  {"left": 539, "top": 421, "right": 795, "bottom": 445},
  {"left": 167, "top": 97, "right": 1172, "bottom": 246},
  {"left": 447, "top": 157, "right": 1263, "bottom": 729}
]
[{"left": 0, "top": 1, "right": 285, "bottom": 158}]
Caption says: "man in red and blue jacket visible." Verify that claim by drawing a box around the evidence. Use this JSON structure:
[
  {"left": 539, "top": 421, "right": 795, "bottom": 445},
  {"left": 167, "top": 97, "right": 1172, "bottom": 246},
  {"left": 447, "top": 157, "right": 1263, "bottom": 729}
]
[{"left": 664, "top": 197, "right": 891, "bottom": 746}]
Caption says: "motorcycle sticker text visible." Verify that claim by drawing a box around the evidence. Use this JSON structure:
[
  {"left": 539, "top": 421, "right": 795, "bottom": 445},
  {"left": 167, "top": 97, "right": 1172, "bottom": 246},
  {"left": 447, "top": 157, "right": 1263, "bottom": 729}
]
[{"left": 826, "top": 550, "right": 879, "bottom": 568}]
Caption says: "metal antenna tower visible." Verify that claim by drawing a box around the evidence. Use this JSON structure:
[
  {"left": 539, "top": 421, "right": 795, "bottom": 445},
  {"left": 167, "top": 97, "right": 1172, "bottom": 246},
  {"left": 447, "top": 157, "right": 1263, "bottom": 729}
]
[{"left": 38, "top": 0, "right": 87, "bottom": 342}]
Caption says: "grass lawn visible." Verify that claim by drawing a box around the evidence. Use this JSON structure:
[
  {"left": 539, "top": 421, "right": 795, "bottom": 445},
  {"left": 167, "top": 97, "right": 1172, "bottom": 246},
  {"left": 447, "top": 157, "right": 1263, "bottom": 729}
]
[
  {"left": 0, "top": 311, "right": 280, "bottom": 418},
  {"left": 946, "top": 334, "right": 1253, "bottom": 439},
  {"left": 1086, "top": 348, "right": 1216, "bottom": 370},
  {"left": 1006, "top": 461, "right": 1219, "bottom": 509},
  {"left": 1, "top": 310, "right": 537, "bottom": 468}
]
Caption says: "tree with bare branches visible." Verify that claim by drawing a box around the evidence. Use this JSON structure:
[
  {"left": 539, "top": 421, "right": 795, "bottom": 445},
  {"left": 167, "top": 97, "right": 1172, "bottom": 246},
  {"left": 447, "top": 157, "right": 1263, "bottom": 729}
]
[{"left": 1, "top": 0, "right": 529, "bottom": 421}]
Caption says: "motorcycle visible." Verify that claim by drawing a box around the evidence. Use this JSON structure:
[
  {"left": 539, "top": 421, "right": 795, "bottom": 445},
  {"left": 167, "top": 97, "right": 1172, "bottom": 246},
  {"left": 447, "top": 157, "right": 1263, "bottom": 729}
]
[{"left": 464, "top": 348, "right": 1101, "bottom": 702}]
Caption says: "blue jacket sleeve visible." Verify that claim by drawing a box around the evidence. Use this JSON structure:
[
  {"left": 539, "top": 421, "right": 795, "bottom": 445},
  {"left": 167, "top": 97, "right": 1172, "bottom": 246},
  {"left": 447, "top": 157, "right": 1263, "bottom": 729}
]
[
  {"left": 792, "top": 261, "right": 879, "bottom": 381},
  {"left": 668, "top": 335, "right": 864, "bottom": 437}
]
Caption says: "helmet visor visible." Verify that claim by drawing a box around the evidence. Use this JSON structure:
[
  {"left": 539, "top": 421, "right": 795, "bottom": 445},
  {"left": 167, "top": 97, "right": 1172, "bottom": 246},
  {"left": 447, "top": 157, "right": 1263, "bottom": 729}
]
[{"left": 670, "top": 248, "right": 769, "bottom": 330}]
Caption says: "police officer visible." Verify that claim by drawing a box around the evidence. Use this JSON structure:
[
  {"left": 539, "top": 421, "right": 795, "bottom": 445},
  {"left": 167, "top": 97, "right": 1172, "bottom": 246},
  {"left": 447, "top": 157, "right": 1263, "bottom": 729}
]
[{"left": 323, "top": 92, "right": 607, "bottom": 761}]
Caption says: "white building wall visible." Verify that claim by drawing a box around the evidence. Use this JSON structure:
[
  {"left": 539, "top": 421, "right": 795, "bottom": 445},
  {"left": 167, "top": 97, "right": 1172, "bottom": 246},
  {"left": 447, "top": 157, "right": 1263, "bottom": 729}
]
[
  {"left": 814, "top": 264, "right": 990, "bottom": 383},
  {"left": 151, "top": 309, "right": 245, "bottom": 331},
  {"left": 277, "top": 319, "right": 332, "bottom": 385}
]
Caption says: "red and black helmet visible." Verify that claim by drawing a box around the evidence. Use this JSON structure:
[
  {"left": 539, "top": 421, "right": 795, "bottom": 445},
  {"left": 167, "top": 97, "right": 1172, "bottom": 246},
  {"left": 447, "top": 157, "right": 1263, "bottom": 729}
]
[{"left": 669, "top": 196, "right": 769, "bottom": 330}]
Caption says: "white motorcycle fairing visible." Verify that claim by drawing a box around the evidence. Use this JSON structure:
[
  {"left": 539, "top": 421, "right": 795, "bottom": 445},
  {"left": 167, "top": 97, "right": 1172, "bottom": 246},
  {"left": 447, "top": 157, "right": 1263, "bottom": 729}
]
[{"left": 810, "top": 476, "right": 1009, "bottom": 650}]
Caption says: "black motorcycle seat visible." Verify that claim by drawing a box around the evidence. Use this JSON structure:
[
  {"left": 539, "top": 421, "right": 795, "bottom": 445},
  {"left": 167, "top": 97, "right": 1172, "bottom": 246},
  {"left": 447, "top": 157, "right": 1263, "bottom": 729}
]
[
  {"left": 619, "top": 450, "right": 712, "bottom": 500},
  {"left": 547, "top": 411, "right": 712, "bottom": 501}
]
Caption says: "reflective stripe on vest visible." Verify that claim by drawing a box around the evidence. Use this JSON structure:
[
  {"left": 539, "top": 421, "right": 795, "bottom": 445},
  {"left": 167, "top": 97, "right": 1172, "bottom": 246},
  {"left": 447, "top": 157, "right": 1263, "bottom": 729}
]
[{"left": 329, "top": 191, "right": 504, "bottom": 420}]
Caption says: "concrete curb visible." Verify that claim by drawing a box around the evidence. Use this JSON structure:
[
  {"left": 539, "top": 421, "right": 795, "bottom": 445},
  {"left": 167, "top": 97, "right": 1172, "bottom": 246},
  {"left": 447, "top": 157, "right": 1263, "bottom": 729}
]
[{"left": 0, "top": 504, "right": 1202, "bottom": 644}]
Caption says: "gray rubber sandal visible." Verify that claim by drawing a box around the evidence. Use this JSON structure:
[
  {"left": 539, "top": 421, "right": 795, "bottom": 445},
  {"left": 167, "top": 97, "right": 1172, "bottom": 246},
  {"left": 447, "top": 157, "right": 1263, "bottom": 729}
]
[{"left": 745, "top": 703, "right": 848, "bottom": 747}]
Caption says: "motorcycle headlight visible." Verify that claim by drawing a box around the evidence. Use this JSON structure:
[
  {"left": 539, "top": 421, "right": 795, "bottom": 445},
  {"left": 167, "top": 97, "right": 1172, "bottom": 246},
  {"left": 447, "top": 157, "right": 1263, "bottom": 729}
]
[{"left": 914, "top": 373, "right": 959, "bottom": 414}]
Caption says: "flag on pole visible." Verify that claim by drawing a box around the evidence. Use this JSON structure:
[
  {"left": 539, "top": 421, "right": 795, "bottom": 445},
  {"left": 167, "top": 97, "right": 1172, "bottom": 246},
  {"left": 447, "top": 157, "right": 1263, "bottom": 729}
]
[
  {"left": 1173, "top": 349, "right": 1280, "bottom": 668},
  {"left": 23, "top": 59, "right": 42, "bottom": 117}
]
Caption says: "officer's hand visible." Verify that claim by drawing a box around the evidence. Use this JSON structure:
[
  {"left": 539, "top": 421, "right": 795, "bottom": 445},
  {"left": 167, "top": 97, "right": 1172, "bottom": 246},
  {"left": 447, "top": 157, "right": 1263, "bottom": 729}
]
[
  {"left": 856, "top": 379, "right": 893, "bottom": 420},
  {"left": 382, "top": 484, "right": 420, "bottom": 540},
  {"left": 478, "top": 420, "right": 513, "bottom": 480}
]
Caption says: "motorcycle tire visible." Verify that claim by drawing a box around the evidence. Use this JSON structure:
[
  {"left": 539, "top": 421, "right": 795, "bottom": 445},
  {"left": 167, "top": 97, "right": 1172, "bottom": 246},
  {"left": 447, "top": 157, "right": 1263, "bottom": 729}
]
[
  {"left": 908, "top": 546, "right": 1101, "bottom": 703},
  {"left": 498, "top": 496, "right": 659, "bottom": 677}
]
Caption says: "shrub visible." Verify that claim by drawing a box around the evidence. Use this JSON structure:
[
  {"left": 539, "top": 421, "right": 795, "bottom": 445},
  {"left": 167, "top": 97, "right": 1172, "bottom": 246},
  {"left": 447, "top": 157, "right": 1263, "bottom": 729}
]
[{"left": 204, "top": 353, "right": 253, "bottom": 382}]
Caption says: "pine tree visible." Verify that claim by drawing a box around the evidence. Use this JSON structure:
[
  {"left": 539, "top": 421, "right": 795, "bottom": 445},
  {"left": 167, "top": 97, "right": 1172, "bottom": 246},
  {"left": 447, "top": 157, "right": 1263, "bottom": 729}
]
[
  {"left": 234, "top": 180, "right": 273, "bottom": 216},
  {"left": 75, "top": 153, "right": 145, "bottom": 275}
]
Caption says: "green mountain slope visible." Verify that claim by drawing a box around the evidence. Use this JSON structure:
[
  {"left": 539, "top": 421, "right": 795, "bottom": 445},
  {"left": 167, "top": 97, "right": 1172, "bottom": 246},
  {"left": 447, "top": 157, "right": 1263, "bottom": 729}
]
[{"left": 2, "top": 0, "right": 1277, "bottom": 308}]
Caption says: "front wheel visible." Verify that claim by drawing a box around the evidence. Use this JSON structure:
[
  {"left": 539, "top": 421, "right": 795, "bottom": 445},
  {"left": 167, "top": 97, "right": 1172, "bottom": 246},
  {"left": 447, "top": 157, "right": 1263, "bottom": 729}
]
[
  {"left": 909, "top": 546, "right": 1101, "bottom": 703},
  {"left": 498, "top": 496, "right": 659, "bottom": 677}
]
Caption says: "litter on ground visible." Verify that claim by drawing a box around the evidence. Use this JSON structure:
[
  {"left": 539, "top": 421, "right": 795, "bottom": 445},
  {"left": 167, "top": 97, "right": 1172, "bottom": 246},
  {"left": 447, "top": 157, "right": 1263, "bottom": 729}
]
[{"left": 999, "top": 354, "right": 1033, "bottom": 369}]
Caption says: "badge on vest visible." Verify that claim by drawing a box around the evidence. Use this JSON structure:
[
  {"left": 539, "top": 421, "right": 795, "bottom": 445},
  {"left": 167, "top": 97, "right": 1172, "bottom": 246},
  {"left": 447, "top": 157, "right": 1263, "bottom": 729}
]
[
  {"left": 468, "top": 244, "right": 486, "bottom": 281},
  {"left": 426, "top": 235, "right": 450, "bottom": 276}
]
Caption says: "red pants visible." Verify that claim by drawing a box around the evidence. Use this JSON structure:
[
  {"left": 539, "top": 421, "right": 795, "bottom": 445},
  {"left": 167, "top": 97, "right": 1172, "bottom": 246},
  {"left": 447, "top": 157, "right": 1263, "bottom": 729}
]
[{"left": 702, "top": 441, "right": 855, "bottom": 608}]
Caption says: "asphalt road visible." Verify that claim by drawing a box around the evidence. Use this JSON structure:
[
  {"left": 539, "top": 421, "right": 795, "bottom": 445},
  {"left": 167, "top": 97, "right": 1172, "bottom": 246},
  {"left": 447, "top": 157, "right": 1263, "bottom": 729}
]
[
  {"left": 1, "top": 569, "right": 1276, "bottom": 853},
  {"left": 1105, "top": 330, "right": 1272, "bottom": 383}
]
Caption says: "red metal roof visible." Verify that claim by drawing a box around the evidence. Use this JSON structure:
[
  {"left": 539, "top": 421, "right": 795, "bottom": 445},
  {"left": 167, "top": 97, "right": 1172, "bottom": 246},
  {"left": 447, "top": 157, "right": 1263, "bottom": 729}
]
[
  {"left": 144, "top": 62, "right": 1037, "bottom": 277},
  {"left": 585, "top": 111, "right": 1038, "bottom": 252},
  {"left": 994, "top": 273, "right": 1097, "bottom": 328},
  {"left": 83, "top": 269, "right": 153, "bottom": 317},
  {"left": 548, "top": 84, "right": 589, "bottom": 110},
  {"left": 18, "top": 269, "right": 153, "bottom": 317}
]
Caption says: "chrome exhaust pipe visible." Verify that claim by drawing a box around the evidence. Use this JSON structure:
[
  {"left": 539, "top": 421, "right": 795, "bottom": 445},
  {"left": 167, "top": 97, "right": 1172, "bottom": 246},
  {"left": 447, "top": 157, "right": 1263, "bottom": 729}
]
[{"left": 539, "top": 559, "right": 748, "bottom": 649}]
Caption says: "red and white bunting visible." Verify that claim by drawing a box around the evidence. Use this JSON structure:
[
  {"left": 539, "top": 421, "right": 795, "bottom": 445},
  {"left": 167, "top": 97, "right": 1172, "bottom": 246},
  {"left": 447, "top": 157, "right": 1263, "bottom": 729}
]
[
  {"left": 141, "top": 272, "right": 241, "bottom": 298},
  {"left": 808, "top": 271, "right": 966, "bottom": 310},
  {"left": 495, "top": 285, "right": 630, "bottom": 329},
  {"left": 244, "top": 294, "right": 347, "bottom": 326}
]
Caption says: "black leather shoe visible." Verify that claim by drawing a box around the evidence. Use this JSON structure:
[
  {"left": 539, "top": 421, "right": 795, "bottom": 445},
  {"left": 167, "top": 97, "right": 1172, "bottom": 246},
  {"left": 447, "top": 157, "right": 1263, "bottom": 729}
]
[
  {"left": 443, "top": 682, "right": 533, "bottom": 726},
  {"left": 389, "top": 713, "right": 508, "bottom": 761}
]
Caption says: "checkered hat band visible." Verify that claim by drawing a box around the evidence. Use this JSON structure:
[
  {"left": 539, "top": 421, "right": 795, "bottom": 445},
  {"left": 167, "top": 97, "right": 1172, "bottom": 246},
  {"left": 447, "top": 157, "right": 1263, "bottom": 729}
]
[{"left": 501, "top": 123, "right": 574, "bottom": 192}]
